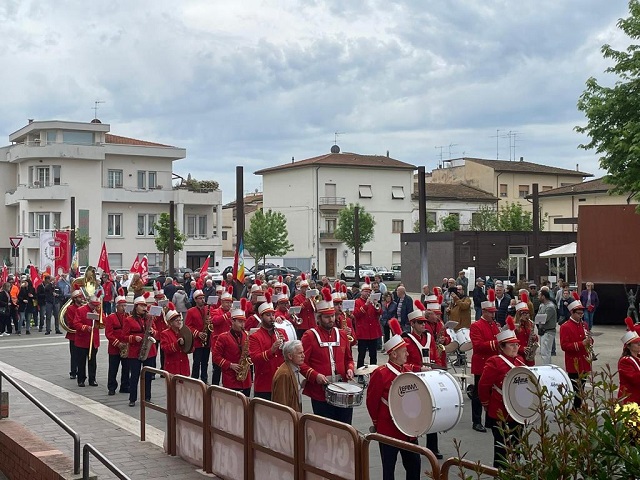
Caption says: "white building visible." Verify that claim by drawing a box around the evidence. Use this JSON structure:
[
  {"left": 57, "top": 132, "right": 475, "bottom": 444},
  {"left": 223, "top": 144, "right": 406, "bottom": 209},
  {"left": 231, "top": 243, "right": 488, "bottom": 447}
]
[
  {"left": 255, "top": 146, "right": 416, "bottom": 277},
  {"left": 0, "top": 119, "right": 222, "bottom": 271}
]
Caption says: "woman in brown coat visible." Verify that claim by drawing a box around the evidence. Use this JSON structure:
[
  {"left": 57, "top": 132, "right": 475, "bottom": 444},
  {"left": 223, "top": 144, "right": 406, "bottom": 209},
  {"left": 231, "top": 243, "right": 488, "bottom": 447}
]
[{"left": 448, "top": 284, "right": 473, "bottom": 331}]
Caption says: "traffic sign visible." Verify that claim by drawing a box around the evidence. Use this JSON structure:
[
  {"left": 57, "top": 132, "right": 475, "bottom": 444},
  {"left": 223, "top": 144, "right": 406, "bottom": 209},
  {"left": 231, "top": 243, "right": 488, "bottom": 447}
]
[{"left": 9, "top": 237, "right": 22, "bottom": 248}]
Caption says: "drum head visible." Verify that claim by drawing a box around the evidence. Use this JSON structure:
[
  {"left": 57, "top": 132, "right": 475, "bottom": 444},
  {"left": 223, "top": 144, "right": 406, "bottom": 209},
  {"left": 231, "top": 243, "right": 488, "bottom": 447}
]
[
  {"left": 327, "top": 382, "right": 362, "bottom": 394},
  {"left": 179, "top": 325, "right": 193, "bottom": 353},
  {"left": 457, "top": 328, "right": 473, "bottom": 352}
]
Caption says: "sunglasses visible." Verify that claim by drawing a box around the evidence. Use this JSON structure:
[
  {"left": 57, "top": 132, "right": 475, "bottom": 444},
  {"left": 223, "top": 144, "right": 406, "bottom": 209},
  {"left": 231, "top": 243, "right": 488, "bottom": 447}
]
[{"left": 415, "top": 320, "right": 427, "bottom": 325}]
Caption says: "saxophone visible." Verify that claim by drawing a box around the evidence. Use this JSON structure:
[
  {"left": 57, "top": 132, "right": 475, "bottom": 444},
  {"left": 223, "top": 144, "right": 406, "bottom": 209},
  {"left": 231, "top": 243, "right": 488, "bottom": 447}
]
[
  {"left": 138, "top": 315, "right": 155, "bottom": 361},
  {"left": 525, "top": 324, "right": 539, "bottom": 362},
  {"left": 436, "top": 322, "right": 446, "bottom": 353},
  {"left": 235, "top": 331, "right": 253, "bottom": 381},
  {"left": 583, "top": 324, "right": 597, "bottom": 362}
]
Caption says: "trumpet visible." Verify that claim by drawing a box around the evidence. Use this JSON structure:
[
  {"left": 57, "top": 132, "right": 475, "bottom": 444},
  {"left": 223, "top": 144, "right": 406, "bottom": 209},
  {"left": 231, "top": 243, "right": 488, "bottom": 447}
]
[
  {"left": 340, "top": 313, "right": 354, "bottom": 343},
  {"left": 289, "top": 306, "right": 303, "bottom": 325}
]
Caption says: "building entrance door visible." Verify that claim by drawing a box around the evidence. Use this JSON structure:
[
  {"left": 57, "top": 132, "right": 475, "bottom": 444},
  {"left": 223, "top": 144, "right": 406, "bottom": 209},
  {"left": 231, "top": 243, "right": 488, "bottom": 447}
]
[{"left": 325, "top": 249, "right": 337, "bottom": 278}]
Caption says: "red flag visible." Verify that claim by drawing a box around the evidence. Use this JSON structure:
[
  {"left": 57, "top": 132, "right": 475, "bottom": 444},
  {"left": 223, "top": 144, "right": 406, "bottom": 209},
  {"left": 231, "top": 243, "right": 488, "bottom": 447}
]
[
  {"left": 139, "top": 255, "right": 149, "bottom": 284},
  {"left": 97, "top": 242, "right": 110, "bottom": 273},
  {"left": 53, "top": 231, "right": 70, "bottom": 274},
  {"left": 130, "top": 255, "right": 141, "bottom": 274},
  {"left": 30, "top": 265, "right": 41, "bottom": 289},
  {"left": 0, "top": 262, "right": 7, "bottom": 285}
]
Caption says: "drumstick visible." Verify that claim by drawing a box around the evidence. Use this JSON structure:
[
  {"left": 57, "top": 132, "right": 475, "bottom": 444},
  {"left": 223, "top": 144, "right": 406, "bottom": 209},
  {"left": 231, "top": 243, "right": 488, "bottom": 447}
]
[{"left": 328, "top": 382, "right": 349, "bottom": 391}]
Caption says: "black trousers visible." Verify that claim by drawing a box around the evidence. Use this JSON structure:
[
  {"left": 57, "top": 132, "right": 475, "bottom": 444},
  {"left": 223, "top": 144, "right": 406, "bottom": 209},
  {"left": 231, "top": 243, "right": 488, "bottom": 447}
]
[
  {"left": 254, "top": 391, "right": 271, "bottom": 401},
  {"left": 568, "top": 373, "right": 586, "bottom": 410},
  {"left": 231, "top": 387, "right": 251, "bottom": 397},
  {"left": 211, "top": 363, "right": 222, "bottom": 386},
  {"left": 191, "top": 347, "right": 209, "bottom": 383},
  {"left": 311, "top": 399, "right": 353, "bottom": 425},
  {"left": 107, "top": 354, "right": 130, "bottom": 393},
  {"left": 129, "top": 355, "right": 156, "bottom": 403},
  {"left": 76, "top": 346, "right": 98, "bottom": 384},
  {"left": 471, "top": 374, "right": 484, "bottom": 425},
  {"left": 68, "top": 340, "right": 78, "bottom": 377},
  {"left": 379, "top": 440, "right": 421, "bottom": 480},
  {"left": 426, "top": 432, "right": 439, "bottom": 454},
  {"left": 0, "top": 313, "right": 11, "bottom": 334},
  {"left": 357, "top": 339, "right": 378, "bottom": 369},
  {"left": 383, "top": 325, "right": 391, "bottom": 343},
  {"left": 487, "top": 417, "right": 522, "bottom": 468}
]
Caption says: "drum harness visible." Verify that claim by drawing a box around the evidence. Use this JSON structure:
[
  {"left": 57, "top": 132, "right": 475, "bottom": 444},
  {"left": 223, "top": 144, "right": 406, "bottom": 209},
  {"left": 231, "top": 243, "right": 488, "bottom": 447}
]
[
  {"left": 380, "top": 363, "right": 403, "bottom": 407},
  {"left": 492, "top": 355, "right": 524, "bottom": 396},
  {"left": 311, "top": 327, "right": 341, "bottom": 382},
  {"left": 406, "top": 331, "right": 431, "bottom": 366}
]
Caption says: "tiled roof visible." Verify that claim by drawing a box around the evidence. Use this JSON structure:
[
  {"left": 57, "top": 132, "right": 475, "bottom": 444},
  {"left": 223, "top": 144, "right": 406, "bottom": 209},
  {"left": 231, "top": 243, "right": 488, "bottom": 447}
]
[
  {"left": 255, "top": 151, "right": 416, "bottom": 175},
  {"left": 463, "top": 158, "right": 592, "bottom": 177},
  {"left": 413, "top": 183, "right": 498, "bottom": 201},
  {"left": 105, "top": 134, "right": 172, "bottom": 148},
  {"left": 535, "top": 177, "right": 612, "bottom": 197},
  {"left": 222, "top": 193, "right": 263, "bottom": 209}
]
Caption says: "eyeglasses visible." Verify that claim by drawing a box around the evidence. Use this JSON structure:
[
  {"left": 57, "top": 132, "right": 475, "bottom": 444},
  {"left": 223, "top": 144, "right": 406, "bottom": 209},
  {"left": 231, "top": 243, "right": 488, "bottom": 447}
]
[{"left": 415, "top": 320, "right": 427, "bottom": 325}]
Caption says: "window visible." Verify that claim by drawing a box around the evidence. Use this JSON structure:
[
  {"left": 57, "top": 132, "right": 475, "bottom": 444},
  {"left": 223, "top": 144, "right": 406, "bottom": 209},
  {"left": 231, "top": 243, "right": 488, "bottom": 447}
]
[
  {"left": 518, "top": 185, "right": 529, "bottom": 198},
  {"left": 325, "top": 183, "right": 336, "bottom": 197},
  {"left": 46, "top": 131, "right": 56, "bottom": 144},
  {"left": 36, "top": 166, "right": 50, "bottom": 187},
  {"left": 560, "top": 182, "right": 574, "bottom": 187},
  {"left": 542, "top": 186, "right": 553, "bottom": 191},
  {"left": 392, "top": 219, "right": 404, "bottom": 233},
  {"left": 137, "top": 214, "right": 157, "bottom": 236},
  {"left": 139, "top": 253, "right": 160, "bottom": 267},
  {"left": 499, "top": 184, "right": 508, "bottom": 197},
  {"left": 108, "top": 253, "right": 123, "bottom": 269},
  {"left": 62, "top": 131, "right": 93, "bottom": 145},
  {"left": 137, "top": 171, "right": 146, "bottom": 189},
  {"left": 52, "top": 165, "right": 61, "bottom": 185},
  {"left": 391, "top": 186, "right": 405, "bottom": 199},
  {"left": 222, "top": 231, "right": 228, "bottom": 241},
  {"left": 148, "top": 171, "right": 157, "bottom": 189},
  {"left": 28, "top": 212, "right": 60, "bottom": 233},
  {"left": 108, "top": 214, "right": 122, "bottom": 236},
  {"left": 185, "top": 214, "right": 207, "bottom": 237},
  {"left": 326, "top": 218, "right": 337, "bottom": 233},
  {"left": 427, "top": 211, "right": 437, "bottom": 224},
  {"left": 108, "top": 169, "right": 123, "bottom": 188},
  {"left": 358, "top": 185, "right": 373, "bottom": 198}
]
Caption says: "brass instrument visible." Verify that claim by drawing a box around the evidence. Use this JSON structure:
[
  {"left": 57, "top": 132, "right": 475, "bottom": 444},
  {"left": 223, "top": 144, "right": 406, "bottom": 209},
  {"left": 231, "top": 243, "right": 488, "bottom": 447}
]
[
  {"left": 274, "top": 328, "right": 285, "bottom": 350},
  {"left": 203, "top": 306, "right": 212, "bottom": 347},
  {"left": 235, "top": 330, "right": 253, "bottom": 381},
  {"left": 119, "top": 341, "right": 129, "bottom": 359},
  {"left": 87, "top": 311, "right": 99, "bottom": 361},
  {"left": 525, "top": 324, "right": 539, "bottom": 362},
  {"left": 138, "top": 315, "right": 156, "bottom": 361},
  {"left": 435, "top": 323, "right": 446, "bottom": 353},
  {"left": 290, "top": 306, "right": 303, "bottom": 325},
  {"left": 584, "top": 325, "right": 597, "bottom": 362},
  {"left": 340, "top": 313, "right": 354, "bottom": 343}
]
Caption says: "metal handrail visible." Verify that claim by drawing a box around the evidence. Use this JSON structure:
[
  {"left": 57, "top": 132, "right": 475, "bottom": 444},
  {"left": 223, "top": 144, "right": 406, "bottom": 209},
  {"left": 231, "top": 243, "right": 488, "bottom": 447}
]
[
  {"left": 0, "top": 370, "right": 81, "bottom": 474},
  {"left": 83, "top": 443, "right": 131, "bottom": 480}
]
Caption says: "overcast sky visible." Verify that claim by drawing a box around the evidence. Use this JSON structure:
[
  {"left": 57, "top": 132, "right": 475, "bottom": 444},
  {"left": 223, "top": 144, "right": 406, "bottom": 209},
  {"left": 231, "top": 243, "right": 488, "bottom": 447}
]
[{"left": 0, "top": 1, "right": 632, "bottom": 201}]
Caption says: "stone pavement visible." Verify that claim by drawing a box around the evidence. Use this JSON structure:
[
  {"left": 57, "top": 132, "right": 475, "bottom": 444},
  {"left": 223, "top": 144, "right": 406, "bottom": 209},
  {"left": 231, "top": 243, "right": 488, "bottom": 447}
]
[{"left": 0, "top": 323, "right": 629, "bottom": 479}]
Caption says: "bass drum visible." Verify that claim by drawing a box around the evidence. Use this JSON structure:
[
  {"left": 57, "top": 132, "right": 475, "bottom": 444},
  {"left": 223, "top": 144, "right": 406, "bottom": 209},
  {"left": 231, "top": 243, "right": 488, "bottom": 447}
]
[
  {"left": 503, "top": 365, "right": 573, "bottom": 424},
  {"left": 388, "top": 370, "right": 463, "bottom": 437}
]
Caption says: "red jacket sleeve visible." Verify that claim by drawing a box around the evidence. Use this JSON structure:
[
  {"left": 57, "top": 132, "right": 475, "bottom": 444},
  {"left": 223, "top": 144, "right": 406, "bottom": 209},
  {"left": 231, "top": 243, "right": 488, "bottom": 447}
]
[
  {"left": 470, "top": 323, "right": 498, "bottom": 355},
  {"left": 478, "top": 357, "right": 499, "bottom": 407}
]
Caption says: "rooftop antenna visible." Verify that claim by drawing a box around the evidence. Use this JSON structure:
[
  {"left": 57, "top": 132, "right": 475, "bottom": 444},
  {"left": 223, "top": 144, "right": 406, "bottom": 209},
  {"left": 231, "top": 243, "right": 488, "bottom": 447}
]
[
  {"left": 92, "top": 100, "right": 105, "bottom": 119},
  {"left": 334, "top": 131, "right": 345, "bottom": 144},
  {"left": 490, "top": 129, "right": 500, "bottom": 159},
  {"left": 447, "top": 143, "right": 458, "bottom": 160},
  {"left": 435, "top": 145, "right": 445, "bottom": 167},
  {"left": 501, "top": 130, "right": 520, "bottom": 161}
]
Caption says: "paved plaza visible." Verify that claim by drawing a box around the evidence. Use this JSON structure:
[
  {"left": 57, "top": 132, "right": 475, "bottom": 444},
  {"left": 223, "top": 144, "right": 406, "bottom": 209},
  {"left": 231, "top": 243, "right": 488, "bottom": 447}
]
[{"left": 0, "top": 323, "right": 629, "bottom": 479}]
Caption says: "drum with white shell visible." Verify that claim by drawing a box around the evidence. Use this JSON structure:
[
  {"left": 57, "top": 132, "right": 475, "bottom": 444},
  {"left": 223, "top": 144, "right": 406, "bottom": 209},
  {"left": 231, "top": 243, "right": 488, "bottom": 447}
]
[
  {"left": 388, "top": 370, "right": 464, "bottom": 437},
  {"left": 455, "top": 328, "right": 472, "bottom": 352}
]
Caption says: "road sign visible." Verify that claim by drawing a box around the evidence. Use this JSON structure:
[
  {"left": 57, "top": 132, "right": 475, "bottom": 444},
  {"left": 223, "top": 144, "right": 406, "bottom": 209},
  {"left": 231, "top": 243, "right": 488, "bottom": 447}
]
[{"left": 9, "top": 237, "right": 22, "bottom": 248}]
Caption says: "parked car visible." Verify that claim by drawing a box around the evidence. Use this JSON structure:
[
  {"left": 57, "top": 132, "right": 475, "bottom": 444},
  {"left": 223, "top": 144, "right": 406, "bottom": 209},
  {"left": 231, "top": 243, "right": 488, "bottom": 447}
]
[
  {"left": 145, "top": 266, "right": 162, "bottom": 286},
  {"left": 174, "top": 267, "right": 193, "bottom": 284},
  {"left": 249, "top": 267, "right": 291, "bottom": 281},
  {"left": 340, "top": 264, "right": 376, "bottom": 281},
  {"left": 283, "top": 266, "right": 303, "bottom": 279},
  {"left": 207, "top": 267, "right": 224, "bottom": 284},
  {"left": 115, "top": 268, "right": 130, "bottom": 277},
  {"left": 391, "top": 264, "right": 402, "bottom": 280},
  {"left": 372, "top": 266, "right": 395, "bottom": 281}
]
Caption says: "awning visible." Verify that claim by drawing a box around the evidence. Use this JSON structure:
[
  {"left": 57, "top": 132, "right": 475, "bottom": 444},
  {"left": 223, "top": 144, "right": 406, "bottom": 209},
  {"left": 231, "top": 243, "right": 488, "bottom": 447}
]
[{"left": 539, "top": 242, "right": 577, "bottom": 258}]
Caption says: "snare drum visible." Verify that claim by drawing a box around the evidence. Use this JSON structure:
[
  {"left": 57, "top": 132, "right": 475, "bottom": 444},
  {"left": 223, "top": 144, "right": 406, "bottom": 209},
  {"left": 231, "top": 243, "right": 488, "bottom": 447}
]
[
  {"left": 388, "top": 370, "right": 463, "bottom": 437},
  {"left": 325, "top": 382, "right": 364, "bottom": 408},
  {"left": 456, "top": 328, "right": 472, "bottom": 352},
  {"left": 503, "top": 365, "right": 573, "bottom": 424},
  {"left": 444, "top": 328, "right": 459, "bottom": 353}
]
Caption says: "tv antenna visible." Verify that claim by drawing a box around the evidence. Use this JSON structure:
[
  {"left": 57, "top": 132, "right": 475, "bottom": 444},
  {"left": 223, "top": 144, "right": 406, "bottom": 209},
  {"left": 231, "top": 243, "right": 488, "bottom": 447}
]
[
  {"left": 490, "top": 129, "right": 500, "bottom": 159},
  {"left": 501, "top": 131, "right": 521, "bottom": 160},
  {"left": 448, "top": 143, "right": 458, "bottom": 159},
  {"left": 93, "top": 100, "right": 105, "bottom": 119},
  {"left": 334, "top": 131, "right": 345, "bottom": 144}
]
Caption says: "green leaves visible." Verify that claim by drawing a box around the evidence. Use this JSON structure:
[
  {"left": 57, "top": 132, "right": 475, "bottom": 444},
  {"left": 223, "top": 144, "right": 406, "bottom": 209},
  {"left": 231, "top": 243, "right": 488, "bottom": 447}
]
[
  {"left": 243, "top": 208, "right": 293, "bottom": 265},
  {"left": 334, "top": 203, "right": 376, "bottom": 253},
  {"left": 154, "top": 213, "right": 187, "bottom": 268}
]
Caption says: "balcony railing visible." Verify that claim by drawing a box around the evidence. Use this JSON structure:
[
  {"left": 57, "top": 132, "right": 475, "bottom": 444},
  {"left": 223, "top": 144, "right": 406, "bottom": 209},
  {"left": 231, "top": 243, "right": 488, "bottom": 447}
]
[
  {"left": 319, "top": 231, "right": 340, "bottom": 242},
  {"left": 319, "top": 197, "right": 346, "bottom": 206}
]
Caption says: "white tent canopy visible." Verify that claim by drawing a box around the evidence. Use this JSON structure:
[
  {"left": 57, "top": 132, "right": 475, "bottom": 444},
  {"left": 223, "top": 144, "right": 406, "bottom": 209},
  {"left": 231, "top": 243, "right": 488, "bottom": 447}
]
[{"left": 539, "top": 242, "right": 577, "bottom": 258}]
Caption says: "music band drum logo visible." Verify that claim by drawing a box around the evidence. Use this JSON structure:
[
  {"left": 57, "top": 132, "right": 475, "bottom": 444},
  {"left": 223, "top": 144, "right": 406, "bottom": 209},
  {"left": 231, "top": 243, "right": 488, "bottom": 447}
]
[
  {"left": 397, "top": 383, "right": 418, "bottom": 397},
  {"left": 513, "top": 376, "right": 529, "bottom": 385}
]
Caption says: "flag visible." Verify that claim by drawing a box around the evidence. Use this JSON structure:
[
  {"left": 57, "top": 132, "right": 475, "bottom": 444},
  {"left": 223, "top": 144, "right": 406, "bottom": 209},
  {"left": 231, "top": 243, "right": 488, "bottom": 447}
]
[
  {"left": 70, "top": 243, "right": 79, "bottom": 271},
  {"left": 130, "top": 254, "right": 141, "bottom": 274},
  {"left": 198, "top": 254, "right": 211, "bottom": 287},
  {"left": 97, "top": 242, "right": 110, "bottom": 274},
  {"left": 139, "top": 255, "right": 149, "bottom": 284},
  {"left": 233, "top": 239, "right": 245, "bottom": 283},
  {"left": 54, "top": 230, "right": 70, "bottom": 275},
  {"left": 39, "top": 231, "right": 54, "bottom": 275},
  {"left": 30, "top": 265, "right": 41, "bottom": 289},
  {"left": 0, "top": 262, "right": 7, "bottom": 285}
]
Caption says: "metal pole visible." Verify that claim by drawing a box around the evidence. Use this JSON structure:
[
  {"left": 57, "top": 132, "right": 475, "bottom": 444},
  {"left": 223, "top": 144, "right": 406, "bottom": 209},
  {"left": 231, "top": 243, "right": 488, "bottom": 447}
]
[
  {"left": 236, "top": 167, "right": 244, "bottom": 297},
  {"left": 532, "top": 183, "right": 540, "bottom": 284},
  {"left": 418, "top": 167, "right": 429, "bottom": 286},
  {"left": 354, "top": 206, "right": 360, "bottom": 284},
  {"left": 168, "top": 201, "right": 175, "bottom": 276},
  {"left": 70, "top": 196, "right": 76, "bottom": 274}
]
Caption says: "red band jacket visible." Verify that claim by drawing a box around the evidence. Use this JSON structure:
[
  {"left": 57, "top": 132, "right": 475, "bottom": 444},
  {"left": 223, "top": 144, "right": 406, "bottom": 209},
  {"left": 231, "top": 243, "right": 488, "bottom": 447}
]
[
  {"left": 185, "top": 305, "right": 209, "bottom": 349},
  {"left": 618, "top": 355, "right": 640, "bottom": 405},
  {"left": 293, "top": 294, "right": 316, "bottom": 330},
  {"left": 559, "top": 318, "right": 592, "bottom": 374},
  {"left": 70, "top": 305, "right": 102, "bottom": 350},
  {"left": 470, "top": 318, "right": 501, "bottom": 375},
  {"left": 104, "top": 311, "right": 129, "bottom": 356},
  {"left": 249, "top": 326, "right": 289, "bottom": 393},
  {"left": 353, "top": 298, "right": 382, "bottom": 340},
  {"left": 123, "top": 314, "right": 157, "bottom": 360},
  {"left": 478, "top": 354, "right": 526, "bottom": 421},
  {"left": 160, "top": 328, "right": 191, "bottom": 376},
  {"left": 212, "top": 330, "right": 252, "bottom": 390}
]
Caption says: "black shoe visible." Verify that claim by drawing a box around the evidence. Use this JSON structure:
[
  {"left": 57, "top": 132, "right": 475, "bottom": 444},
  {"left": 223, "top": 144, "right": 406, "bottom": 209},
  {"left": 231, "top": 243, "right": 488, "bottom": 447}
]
[
  {"left": 38, "top": 328, "right": 42, "bottom": 332},
  {"left": 128, "top": 401, "right": 136, "bottom": 407},
  {"left": 145, "top": 397, "right": 151, "bottom": 402},
  {"left": 472, "top": 423, "right": 487, "bottom": 433},
  {"left": 45, "top": 331, "right": 51, "bottom": 335},
  {"left": 108, "top": 390, "right": 116, "bottom": 396},
  {"left": 78, "top": 382, "right": 85, "bottom": 387},
  {"left": 16, "top": 332, "right": 21, "bottom": 335},
  {"left": 56, "top": 331, "right": 63, "bottom": 334},
  {"left": 89, "top": 381, "right": 98, "bottom": 387},
  {"left": 434, "top": 452, "right": 443, "bottom": 460},
  {"left": 25, "top": 331, "right": 31, "bottom": 335},
  {"left": 70, "top": 374, "right": 77, "bottom": 379}
]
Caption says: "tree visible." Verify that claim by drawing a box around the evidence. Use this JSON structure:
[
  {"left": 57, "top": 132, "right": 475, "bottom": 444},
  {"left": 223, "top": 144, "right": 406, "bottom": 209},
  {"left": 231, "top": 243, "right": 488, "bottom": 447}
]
[
  {"left": 441, "top": 214, "right": 460, "bottom": 232},
  {"left": 243, "top": 209, "right": 293, "bottom": 266},
  {"left": 576, "top": 1, "right": 640, "bottom": 209},
  {"left": 497, "top": 202, "right": 533, "bottom": 231},
  {"left": 412, "top": 218, "right": 437, "bottom": 233},
  {"left": 334, "top": 203, "right": 376, "bottom": 252},
  {"left": 154, "top": 213, "right": 187, "bottom": 270},
  {"left": 470, "top": 205, "right": 499, "bottom": 231}
]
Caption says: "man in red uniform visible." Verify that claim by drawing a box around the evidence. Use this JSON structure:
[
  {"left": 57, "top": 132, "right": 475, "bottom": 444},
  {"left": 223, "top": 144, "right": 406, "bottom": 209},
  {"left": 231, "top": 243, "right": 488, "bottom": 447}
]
[
  {"left": 300, "top": 288, "right": 355, "bottom": 424},
  {"left": 470, "top": 288, "right": 500, "bottom": 432},
  {"left": 333, "top": 287, "right": 356, "bottom": 348},
  {"left": 353, "top": 278, "right": 382, "bottom": 369},
  {"left": 366, "top": 325, "right": 421, "bottom": 480},
  {"left": 273, "top": 289, "right": 297, "bottom": 344},
  {"left": 248, "top": 293, "right": 289, "bottom": 400},
  {"left": 70, "top": 292, "right": 103, "bottom": 388},
  {"left": 209, "top": 287, "right": 233, "bottom": 386},
  {"left": 424, "top": 300, "right": 451, "bottom": 368},
  {"left": 559, "top": 294, "right": 592, "bottom": 410},
  {"left": 160, "top": 303, "right": 191, "bottom": 376},
  {"left": 65, "top": 285, "right": 85, "bottom": 380},
  {"left": 618, "top": 322, "right": 640, "bottom": 405},
  {"left": 212, "top": 301, "right": 252, "bottom": 396},
  {"left": 515, "top": 296, "right": 537, "bottom": 367},
  {"left": 104, "top": 289, "right": 130, "bottom": 395},
  {"left": 292, "top": 273, "right": 315, "bottom": 339},
  {"left": 152, "top": 290, "right": 168, "bottom": 370},
  {"left": 185, "top": 289, "right": 210, "bottom": 383}
]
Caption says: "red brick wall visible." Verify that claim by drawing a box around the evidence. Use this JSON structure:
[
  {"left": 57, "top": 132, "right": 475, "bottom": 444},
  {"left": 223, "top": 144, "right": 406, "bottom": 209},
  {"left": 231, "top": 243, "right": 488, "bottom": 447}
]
[{"left": 0, "top": 420, "right": 77, "bottom": 480}]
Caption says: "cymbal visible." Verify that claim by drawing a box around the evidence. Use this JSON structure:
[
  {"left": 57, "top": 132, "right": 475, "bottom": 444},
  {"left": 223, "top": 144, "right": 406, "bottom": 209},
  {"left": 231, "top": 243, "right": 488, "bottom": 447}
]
[{"left": 355, "top": 365, "right": 379, "bottom": 376}]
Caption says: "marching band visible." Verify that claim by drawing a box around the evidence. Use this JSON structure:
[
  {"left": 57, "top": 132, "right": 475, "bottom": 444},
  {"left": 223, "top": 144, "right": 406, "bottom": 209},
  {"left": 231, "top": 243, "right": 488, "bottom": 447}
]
[{"left": 51, "top": 266, "right": 640, "bottom": 477}]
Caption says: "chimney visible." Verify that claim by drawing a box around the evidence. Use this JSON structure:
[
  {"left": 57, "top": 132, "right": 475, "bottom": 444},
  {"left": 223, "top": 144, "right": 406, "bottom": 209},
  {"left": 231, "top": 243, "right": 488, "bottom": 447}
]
[
  {"left": 28, "top": 119, "right": 34, "bottom": 124},
  {"left": 386, "top": 150, "right": 389, "bottom": 158},
  {"left": 576, "top": 163, "right": 579, "bottom": 171},
  {"left": 519, "top": 156, "right": 524, "bottom": 162},
  {"left": 291, "top": 156, "right": 294, "bottom": 164}
]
